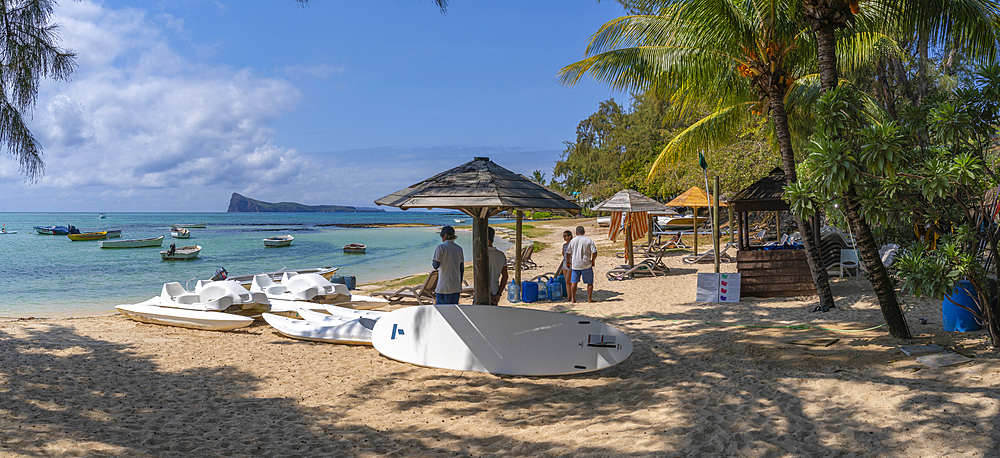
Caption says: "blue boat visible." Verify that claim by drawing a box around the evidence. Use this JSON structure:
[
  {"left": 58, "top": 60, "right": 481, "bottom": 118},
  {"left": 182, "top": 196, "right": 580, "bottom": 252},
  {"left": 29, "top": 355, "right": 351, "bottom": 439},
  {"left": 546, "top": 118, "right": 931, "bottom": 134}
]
[{"left": 34, "top": 225, "right": 80, "bottom": 235}]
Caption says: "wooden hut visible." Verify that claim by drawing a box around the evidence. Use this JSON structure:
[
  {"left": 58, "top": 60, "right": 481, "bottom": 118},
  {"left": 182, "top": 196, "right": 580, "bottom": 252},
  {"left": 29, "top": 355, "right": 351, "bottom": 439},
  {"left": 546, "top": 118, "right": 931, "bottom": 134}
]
[{"left": 731, "top": 168, "right": 819, "bottom": 297}]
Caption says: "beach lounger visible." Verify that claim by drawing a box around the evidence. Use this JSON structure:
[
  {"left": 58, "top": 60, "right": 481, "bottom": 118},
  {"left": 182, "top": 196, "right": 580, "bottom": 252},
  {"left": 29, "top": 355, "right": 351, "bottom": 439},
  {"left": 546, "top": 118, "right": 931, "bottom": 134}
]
[
  {"left": 607, "top": 249, "right": 670, "bottom": 280},
  {"left": 681, "top": 242, "right": 735, "bottom": 264},
  {"left": 506, "top": 246, "right": 537, "bottom": 270},
  {"left": 371, "top": 270, "right": 439, "bottom": 305}
]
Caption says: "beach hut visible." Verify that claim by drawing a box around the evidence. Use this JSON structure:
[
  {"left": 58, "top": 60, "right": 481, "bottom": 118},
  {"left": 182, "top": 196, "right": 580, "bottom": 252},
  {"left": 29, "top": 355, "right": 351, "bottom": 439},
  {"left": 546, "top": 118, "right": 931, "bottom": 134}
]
[
  {"left": 664, "top": 186, "right": 727, "bottom": 257},
  {"left": 374, "top": 157, "right": 581, "bottom": 304},
  {"left": 730, "top": 168, "right": 819, "bottom": 297},
  {"left": 592, "top": 189, "right": 668, "bottom": 268}
]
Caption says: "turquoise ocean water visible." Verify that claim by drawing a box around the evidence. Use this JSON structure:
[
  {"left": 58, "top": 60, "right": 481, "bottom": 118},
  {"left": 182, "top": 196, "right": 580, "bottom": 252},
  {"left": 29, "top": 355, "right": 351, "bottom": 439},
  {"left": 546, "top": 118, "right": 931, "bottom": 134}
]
[{"left": 0, "top": 212, "right": 509, "bottom": 318}]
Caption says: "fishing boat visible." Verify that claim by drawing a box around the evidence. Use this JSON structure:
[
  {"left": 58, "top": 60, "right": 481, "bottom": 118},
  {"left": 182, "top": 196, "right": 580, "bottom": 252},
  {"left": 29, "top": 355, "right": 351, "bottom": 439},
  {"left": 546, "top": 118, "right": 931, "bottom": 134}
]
[
  {"left": 68, "top": 231, "right": 109, "bottom": 241},
  {"left": 0, "top": 226, "right": 15, "bottom": 234},
  {"left": 170, "top": 227, "right": 191, "bottom": 239},
  {"left": 343, "top": 243, "right": 366, "bottom": 254},
  {"left": 34, "top": 225, "right": 73, "bottom": 235},
  {"left": 160, "top": 244, "right": 201, "bottom": 260},
  {"left": 98, "top": 213, "right": 106, "bottom": 219},
  {"left": 172, "top": 223, "right": 207, "bottom": 228},
  {"left": 263, "top": 234, "right": 294, "bottom": 248},
  {"left": 454, "top": 219, "right": 467, "bottom": 223},
  {"left": 105, "top": 229, "right": 122, "bottom": 238},
  {"left": 100, "top": 235, "right": 164, "bottom": 249}
]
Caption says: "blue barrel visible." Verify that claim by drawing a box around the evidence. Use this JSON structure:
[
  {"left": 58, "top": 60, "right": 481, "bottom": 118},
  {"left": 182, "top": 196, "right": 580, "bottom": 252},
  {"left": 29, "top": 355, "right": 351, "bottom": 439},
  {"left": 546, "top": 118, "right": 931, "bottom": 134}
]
[
  {"left": 521, "top": 281, "right": 538, "bottom": 303},
  {"left": 943, "top": 280, "right": 982, "bottom": 332}
]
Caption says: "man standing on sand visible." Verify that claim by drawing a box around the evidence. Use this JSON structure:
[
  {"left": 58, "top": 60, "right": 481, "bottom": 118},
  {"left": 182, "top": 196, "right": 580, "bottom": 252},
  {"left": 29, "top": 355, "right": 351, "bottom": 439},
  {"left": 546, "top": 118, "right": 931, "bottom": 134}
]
[
  {"left": 566, "top": 225, "right": 597, "bottom": 303},
  {"left": 432, "top": 225, "right": 464, "bottom": 304},
  {"left": 487, "top": 227, "right": 508, "bottom": 305}
]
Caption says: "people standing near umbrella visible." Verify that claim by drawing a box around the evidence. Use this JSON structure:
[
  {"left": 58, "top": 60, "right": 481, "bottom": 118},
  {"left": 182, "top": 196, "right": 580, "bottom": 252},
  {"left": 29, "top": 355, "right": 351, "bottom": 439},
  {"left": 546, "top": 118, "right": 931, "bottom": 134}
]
[
  {"left": 487, "top": 227, "right": 508, "bottom": 305},
  {"left": 567, "top": 225, "right": 598, "bottom": 303},
  {"left": 433, "top": 225, "right": 464, "bottom": 304}
]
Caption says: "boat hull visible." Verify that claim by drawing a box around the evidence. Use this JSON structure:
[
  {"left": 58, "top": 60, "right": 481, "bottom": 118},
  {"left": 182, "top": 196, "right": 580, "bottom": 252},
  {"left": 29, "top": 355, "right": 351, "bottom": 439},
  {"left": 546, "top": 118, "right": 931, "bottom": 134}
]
[
  {"left": 34, "top": 226, "right": 69, "bottom": 235},
  {"left": 117, "top": 302, "right": 254, "bottom": 331},
  {"left": 262, "top": 312, "right": 375, "bottom": 345},
  {"left": 68, "top": 231, "right": 108, "bottom": 241},
  {"left": 100, "top": 235, "right": 165, "bottom": 248},
  {"left": 263, "top": 235, "right": 293, "bottom": 248},
  {"left": 343, "top": 243, "right": 366, "bottom": 254},
  {"left": 160, "top": 245, "right": 201, "bottom": 260}
]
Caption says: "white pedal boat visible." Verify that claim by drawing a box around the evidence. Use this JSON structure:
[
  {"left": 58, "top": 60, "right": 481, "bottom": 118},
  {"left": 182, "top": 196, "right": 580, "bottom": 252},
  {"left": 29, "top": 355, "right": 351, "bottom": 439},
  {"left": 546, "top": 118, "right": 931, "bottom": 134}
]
[
  {"left": 117, "top": 280, "right": 270, "bottom": 331},
  {"left": 251, "top": 273, "right": 389, "bottom": 311},
  {"left": 116, "top": 300, "right": 255, "bottom": 331},
  {"left": 262, "top": 308, "right": 377, "bottom": 345}
]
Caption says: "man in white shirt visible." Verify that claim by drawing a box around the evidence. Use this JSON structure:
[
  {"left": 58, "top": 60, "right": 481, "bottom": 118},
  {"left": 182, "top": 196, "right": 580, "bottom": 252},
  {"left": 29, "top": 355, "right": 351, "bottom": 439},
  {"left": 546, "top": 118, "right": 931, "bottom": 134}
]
[
  {"left": 566, "top": 225, "right": 597, "bottom": 303},
  {"left": 487, "top": 227, "right": 508, "bottom": 305},
  {"left": 432, "top": 225, "right": 464, "bottom": 304}
]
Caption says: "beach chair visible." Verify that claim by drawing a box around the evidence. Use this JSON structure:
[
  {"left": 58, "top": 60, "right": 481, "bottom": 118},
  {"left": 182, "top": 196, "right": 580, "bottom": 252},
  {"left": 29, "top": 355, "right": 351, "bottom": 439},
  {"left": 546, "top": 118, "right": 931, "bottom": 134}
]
[
  {"left": 750, "top": 229, "right": 767, "bottom": 245},
  {"left": 607, "top": 249, "right": 670, "bottom": 280},
  {"left": 839, "top": 249, "right": 860, "bottom": 280},
  {"left": 681, "top": 242, "right": 735, "bottom": 264},
  {"left": 371, "top": 270, "right": 439, "bottom": 305},
  {"left": 507, "top": 246, "right": 537, "bottom": 270}
]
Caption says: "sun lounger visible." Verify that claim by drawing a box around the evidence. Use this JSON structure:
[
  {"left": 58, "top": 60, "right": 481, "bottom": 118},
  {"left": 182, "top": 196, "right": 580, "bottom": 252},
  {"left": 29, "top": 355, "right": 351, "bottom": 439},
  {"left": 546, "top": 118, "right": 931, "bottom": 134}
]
[
  {"left": 607, "top": 249, "right": 670, "bottom": 280},
  {"left": 507, "top": 246, "right": 537, "bottom": 270},
  {"left": 371, "top": 270, "right": 439, "bottom": 305},
  {"left": 681, "top": 242, "right": 735, "bottom": 264}
]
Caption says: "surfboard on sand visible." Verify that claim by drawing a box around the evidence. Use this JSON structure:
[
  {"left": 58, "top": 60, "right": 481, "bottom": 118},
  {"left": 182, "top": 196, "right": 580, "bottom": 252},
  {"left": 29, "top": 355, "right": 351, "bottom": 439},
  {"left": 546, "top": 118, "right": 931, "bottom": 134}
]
[{"left": 371, "top": 305, "right": 632, "bottom": 376}]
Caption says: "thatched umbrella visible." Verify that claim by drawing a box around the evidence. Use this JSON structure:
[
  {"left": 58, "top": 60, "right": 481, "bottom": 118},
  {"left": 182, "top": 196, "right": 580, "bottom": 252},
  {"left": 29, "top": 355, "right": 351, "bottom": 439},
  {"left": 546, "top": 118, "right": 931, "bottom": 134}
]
[
  {"left": 664, "top": 186, "right": 728, "bottom": 256},
  {"left": 592, "top": 189, "right": 668, "bottom": 268},
  {"left": 374, "top": 157, "right": 580, "bottom": 304}
]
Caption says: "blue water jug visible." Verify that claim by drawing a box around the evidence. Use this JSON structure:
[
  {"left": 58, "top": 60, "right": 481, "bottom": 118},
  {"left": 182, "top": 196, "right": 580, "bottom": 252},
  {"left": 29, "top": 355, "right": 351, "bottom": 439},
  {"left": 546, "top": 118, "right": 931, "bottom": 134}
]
[
  {"left": 507, "top": 280, "right": 520, "bottom": 303},
  {"left": 547, "top": 278, "right": 563, "bottom": 301},
  {"left": 521, "top": 281, "right": 538, "bottom": 303},
  {"left": 556, "top": 274, "right": 567, "bottom": 297}
]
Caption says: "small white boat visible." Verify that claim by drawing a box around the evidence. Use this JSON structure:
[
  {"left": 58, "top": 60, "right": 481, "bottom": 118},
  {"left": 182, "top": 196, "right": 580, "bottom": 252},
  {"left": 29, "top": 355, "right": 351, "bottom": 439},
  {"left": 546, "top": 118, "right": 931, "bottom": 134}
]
[
  {"left": 263, "top": 234, "right": 294, "bottom": 248},
  {"left": 262, "top": 309, "right": 377, "bottom": 345},
  {"left": 253, "top": 273, "right": 389, "bottom": 311},
  {"left": 597, "top": 217, "right": 611, "bottom": 227},
  {"left": 98, "top": 213, "right": 106, "bottom": 219},
  {"left": 343, "top": 243, "right": 366, "bottom": 254},
  {"left": 160, "top": 244, "right": 201, "bottom": 260},
  {"left": 454, "top": 219, "right": 467, "bottom": 223},
  {"left": 100, "top": 235, "right": 164, "bottom": 249},
  {"left": 170, "top": 228, "right": 191, "bottom": 238},
  {"left": 105, "top": 229, "right": 122, "bottom": 238},
  {"left": 117, "top": 301, "right": 255, "bottom": 331},
  {"left": 0, "top": 227, "right": 15, "bottom": 234},
  {"left": 172, "top": 223, "right": 207, "bottom": 228}
]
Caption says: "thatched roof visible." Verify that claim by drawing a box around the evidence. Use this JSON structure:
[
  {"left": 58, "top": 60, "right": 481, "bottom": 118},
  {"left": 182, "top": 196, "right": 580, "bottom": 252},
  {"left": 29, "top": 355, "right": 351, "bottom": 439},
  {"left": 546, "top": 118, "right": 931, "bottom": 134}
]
[
  {"left": 665, "top": 186, "right": 728, "bottom": 208},
  {"left": 592, "top": 189, "right": 668, "bottom": 213},
  {"left": 374, "top": 157, "right": 580, "bottom": 216},
  {"left": 730, "top": 167, "right": 789, "bottom": 212}
]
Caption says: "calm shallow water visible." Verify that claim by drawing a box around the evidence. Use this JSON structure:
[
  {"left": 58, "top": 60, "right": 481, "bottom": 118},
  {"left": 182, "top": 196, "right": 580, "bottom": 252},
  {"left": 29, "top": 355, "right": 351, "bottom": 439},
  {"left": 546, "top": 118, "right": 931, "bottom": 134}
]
[{"left": 0, "top": 212, "right": 508, "bottom": 317}]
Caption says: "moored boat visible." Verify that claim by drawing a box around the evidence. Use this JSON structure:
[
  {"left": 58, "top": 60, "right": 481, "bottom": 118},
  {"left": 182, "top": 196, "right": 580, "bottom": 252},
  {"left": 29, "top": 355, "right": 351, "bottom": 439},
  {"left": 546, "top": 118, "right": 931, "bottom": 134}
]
[
  {"left": 263, "top": 234, "right": 294, "bottom": 248},
  {"left": 170, "top": 227, "right": 191, "bottom": 238},
  {"left": 100, "top": 235, "right": 165, "bottom": 249},
  {"left": 1, "top": 226, "right": 15, "bottom": 234},
  {"left": 104, "top": 229, "right": 122, "bottom": 238},
  {"left": 68, "top": 231, "right": 109, "bottom": 241},
  {"left": 98, "top": 213, "right": 106, "bottom": 219},
  {"left": 34, "top": 225, "right": 72, "bottom": 235},
  {"left": 343, "top": 243, "right": 366, "bottom": 254},
  {"left": 160, "top": 244, "right": 201, "bottom": 260},
  {"left": 172, "top": 223, "right": 207, "bottom": 228}
]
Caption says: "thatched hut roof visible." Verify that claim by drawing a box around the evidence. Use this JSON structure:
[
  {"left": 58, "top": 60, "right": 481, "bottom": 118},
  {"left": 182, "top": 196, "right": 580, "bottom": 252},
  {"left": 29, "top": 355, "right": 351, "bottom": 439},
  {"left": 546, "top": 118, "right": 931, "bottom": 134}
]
[
  {"left": 731, "top": 168, "right": 789, "bottom": 212},
  {"left": 592, "top": 189, "right": 668, "bottom": 213}
]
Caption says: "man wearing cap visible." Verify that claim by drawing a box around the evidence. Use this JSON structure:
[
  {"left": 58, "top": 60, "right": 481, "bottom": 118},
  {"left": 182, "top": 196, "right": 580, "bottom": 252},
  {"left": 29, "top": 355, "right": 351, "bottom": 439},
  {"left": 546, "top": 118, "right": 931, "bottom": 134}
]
[
  {"left": 432, "top": 225, "right": 464, "bottom": 304},
  {"left": 566, "top": 225, "right": 597, "bottom": 303}
]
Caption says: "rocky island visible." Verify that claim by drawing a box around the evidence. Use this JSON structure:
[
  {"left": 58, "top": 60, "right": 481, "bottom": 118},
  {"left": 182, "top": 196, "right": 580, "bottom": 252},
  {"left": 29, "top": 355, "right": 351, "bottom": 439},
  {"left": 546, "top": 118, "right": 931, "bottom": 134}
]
[{"left": 227, "top": 193, "right": 385, "bottom": 213}]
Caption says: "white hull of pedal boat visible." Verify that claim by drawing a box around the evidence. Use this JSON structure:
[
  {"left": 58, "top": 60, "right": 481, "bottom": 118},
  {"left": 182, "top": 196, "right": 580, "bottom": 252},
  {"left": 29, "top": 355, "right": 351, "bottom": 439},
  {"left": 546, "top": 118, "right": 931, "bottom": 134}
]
[
  {"left": 116, "top": 301, "right": 254, "bottom": 331},
  {"left": 262, "top": 310, "right": 375, "bottom": 345}
]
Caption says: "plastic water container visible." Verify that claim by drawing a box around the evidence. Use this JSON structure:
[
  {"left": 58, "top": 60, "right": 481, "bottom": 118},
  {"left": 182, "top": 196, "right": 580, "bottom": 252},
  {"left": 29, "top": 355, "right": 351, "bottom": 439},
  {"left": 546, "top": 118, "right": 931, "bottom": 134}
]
[
  {"left": 536, "top": 282, "right": 548, "bottom": 301},
  {"left": 943, "top": 280, "right": 982, "bottom": 332},
  {"left": 556, "top": 274, "right": 567, "bottom": 297},
  {"left": 507, "top": 280, "right": 520, "bottom": 303},
  {"left": 330, "top": 275, "right": 357, "bottom": 290},
  {"left": 547, "top": 278, "right": 563, "bottom": 301},
  {"left": 521, "top": 281, "right": 538, "bottom": 303}
]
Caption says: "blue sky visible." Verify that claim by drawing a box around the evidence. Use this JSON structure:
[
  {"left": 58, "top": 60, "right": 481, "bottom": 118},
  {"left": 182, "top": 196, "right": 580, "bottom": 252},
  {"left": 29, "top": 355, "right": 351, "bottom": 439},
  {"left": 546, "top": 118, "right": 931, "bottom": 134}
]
[{"left": 0, "top": 0, "right": 626, "bottom": 212}]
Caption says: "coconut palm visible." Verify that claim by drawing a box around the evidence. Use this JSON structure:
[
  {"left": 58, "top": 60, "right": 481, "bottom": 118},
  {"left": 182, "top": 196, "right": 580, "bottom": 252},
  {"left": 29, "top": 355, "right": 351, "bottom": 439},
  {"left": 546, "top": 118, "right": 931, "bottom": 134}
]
[
  {"left": 799, "top": 0, "right": 1000, "bottom": 339},
  {"left": 560, "top": 0, "right": 840, "bottom": 309},
  {"left": 0, "top": 0, "right": 76, "bottom": 182}
]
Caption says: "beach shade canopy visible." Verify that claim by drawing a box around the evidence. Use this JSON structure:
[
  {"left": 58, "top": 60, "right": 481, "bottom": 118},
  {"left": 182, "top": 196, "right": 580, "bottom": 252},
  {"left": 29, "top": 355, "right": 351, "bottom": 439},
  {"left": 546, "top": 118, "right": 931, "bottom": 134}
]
[
  {"left": 593, "top": 189, "right": 667, "bottom": 267},
  {"left": 374, "top": 157, "right": 581, "bottom": 304},
  {"left": 664, "top": 186, "right": 728, "bottom": 208}
]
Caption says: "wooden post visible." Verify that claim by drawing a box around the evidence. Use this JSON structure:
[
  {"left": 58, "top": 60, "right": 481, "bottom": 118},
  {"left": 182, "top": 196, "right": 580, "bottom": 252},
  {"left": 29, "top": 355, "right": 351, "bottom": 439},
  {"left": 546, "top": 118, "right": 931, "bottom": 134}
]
[
  {"left": 647, "top": 213, "right": 655, "bottom": 247},
  {"left": 472, "top": 213, "right": 491, "bottom": 305},
  {"left": 625, "top": 217, "right": 634, "bottom": 268},
  {"left": 728, "top": 205, "right": 735, "bottom": 245},
  {"left": 515, "top": 211, "right": 523, "bottom": 288},
  {"left": 713, "top": 176, "right": 721, "bottom": 273},
  {"left": 693, "top": 206, "right": 698, "bottom": 256}
]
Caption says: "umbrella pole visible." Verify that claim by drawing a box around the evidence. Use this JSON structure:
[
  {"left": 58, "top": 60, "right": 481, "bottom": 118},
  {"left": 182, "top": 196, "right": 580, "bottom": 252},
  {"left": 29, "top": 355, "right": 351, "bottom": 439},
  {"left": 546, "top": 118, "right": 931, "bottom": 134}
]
[
  {"left": 472, "top": 214, "right": 491, "bottom": 305},
  {"left": 515, "top": 210, "right": 523, "bottom": 292},
  {"left": 693, "top": 206, "right": 698, "bottom": 256},
  {"left": 626, "top": 219, "right": 634, "bottom": 268}
]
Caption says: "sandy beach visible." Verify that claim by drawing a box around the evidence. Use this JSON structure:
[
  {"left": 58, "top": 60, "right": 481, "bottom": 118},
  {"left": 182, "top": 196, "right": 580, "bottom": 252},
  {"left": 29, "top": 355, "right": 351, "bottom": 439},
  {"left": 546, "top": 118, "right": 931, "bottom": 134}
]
[{"left": 1, "top": 218, "right": 998, "bottom": 457}]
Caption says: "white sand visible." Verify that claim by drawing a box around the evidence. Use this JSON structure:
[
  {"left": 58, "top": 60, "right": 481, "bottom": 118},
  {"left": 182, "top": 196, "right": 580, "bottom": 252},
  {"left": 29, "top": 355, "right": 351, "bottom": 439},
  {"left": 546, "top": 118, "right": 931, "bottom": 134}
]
[{"left": 0, "top": 219, "right": 997, "bottom": 457}]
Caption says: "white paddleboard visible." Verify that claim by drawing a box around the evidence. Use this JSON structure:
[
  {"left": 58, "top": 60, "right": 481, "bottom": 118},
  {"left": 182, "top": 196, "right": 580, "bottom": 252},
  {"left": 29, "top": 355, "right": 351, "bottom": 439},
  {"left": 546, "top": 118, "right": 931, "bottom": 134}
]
[
  {"left": 371, "top": 305, "right": 632, "bottom": 376},
  {"left": 116, "top": 302, "right": 255, "bottom": 331}
]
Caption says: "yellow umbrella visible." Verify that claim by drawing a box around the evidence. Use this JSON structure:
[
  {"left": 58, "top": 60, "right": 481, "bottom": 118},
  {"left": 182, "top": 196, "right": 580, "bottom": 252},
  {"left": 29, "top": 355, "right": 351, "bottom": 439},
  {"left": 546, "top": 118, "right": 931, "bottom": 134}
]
[{"left": 664, "top": 186, "right": 728, "bottom": 256}]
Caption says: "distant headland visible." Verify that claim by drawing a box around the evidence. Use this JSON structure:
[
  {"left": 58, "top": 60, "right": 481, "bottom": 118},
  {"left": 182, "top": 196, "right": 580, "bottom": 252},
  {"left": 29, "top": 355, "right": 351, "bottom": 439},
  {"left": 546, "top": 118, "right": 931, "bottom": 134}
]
[{"left": 227, "top": 193, "right": 385, "bottom": 213}]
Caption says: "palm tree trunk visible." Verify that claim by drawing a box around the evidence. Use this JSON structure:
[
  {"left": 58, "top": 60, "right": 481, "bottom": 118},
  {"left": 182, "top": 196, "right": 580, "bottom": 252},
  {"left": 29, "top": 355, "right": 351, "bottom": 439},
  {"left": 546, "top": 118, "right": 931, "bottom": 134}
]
[
  {"left": 876, "top": 59, "right": 898, "bottom": 120},
  {"left": 842, "top": 186, "right": 911, "bottom": 338},
  {"left": 815, "top": 26, "right": 839, "bottom": 90},
  {"left": 767, "top": 83, "right": 836, "bottom": 309}
]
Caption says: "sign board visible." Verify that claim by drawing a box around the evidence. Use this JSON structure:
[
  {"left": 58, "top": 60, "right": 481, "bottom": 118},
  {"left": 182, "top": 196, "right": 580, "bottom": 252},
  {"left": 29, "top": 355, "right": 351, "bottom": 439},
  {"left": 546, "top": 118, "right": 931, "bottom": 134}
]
[{"left": 696, "top": 273, "right": 741, "bottom": 303}]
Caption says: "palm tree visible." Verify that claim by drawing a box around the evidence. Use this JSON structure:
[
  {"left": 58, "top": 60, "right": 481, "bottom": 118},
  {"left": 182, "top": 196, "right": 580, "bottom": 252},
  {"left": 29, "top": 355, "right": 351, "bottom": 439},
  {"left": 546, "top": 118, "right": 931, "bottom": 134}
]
[
  {"left": 0, "top": 0, "right": 76, "bottom": 182},
  {"left": 560, "top": 0, "right": 839, "bottom": 309},
  {"left": 800, "top": 0, "right": 1000, "bottom": 339}
]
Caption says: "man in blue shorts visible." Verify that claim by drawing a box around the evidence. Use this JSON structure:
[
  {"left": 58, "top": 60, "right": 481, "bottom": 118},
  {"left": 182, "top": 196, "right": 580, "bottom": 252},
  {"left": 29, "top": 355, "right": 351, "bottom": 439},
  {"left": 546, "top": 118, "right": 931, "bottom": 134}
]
[{"left": 566, "top": 225, "right": 597, "bottom": 303}]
